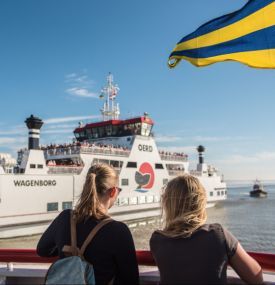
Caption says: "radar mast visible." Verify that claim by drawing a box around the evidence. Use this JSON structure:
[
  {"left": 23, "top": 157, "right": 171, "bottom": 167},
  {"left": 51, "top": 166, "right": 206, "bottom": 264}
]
[{"left": 100, "top": 73, "right": 120, "bottom": 121}]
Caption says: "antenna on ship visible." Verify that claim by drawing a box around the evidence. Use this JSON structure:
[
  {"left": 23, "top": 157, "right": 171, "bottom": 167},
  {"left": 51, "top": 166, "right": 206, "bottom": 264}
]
[{"left": 99, "top": 72, "right": 120, "bottom": 121}]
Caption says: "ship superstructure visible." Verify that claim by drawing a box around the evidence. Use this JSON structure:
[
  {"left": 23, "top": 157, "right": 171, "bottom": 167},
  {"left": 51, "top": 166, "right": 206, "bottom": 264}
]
[{"left": 0, "top": 73, "right": 226, "bottom": 238}]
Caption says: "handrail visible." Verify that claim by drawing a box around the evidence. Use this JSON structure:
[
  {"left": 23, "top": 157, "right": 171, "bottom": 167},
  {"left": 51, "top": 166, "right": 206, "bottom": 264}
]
[{"left": 0, "top": 249, "right": 275, "bottom": 271}]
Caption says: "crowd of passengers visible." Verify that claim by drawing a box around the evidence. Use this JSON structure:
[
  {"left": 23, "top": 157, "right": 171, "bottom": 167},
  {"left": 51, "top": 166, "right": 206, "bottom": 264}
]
[
  {"left": 41, "top": 142, "right": 130, "bottom": 152},
  {"left": 37, "top": 163, "right": 263, "bottom": 285},
  {"left": 41, "top": 141, "right": 188, "bottom": 159},
  {"left": 159, "top": 150, "right": 188, "bottom": 159}
]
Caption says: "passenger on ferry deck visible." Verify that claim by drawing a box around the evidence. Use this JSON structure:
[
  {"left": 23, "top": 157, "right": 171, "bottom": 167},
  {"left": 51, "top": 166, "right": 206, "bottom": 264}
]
[
  {"left": 150, "top": 175, "right": 263, "bottom": 285},
  {"left": 37, "top": 163, "right": 139, "bottom": 285}
]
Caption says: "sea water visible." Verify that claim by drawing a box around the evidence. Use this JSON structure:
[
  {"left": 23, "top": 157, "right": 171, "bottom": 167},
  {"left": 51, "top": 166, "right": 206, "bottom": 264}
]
[{"left": 1, "top": 182, "right": 275, "bottom": 254}]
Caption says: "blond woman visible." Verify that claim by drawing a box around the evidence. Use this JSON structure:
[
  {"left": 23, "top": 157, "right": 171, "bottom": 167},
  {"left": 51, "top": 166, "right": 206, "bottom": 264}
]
[
  {"left": 150, "top": 175, "right": 263, "bottom": 284},
  {"left": 37, "top": 164, "right": 139, "bottom": 285}
]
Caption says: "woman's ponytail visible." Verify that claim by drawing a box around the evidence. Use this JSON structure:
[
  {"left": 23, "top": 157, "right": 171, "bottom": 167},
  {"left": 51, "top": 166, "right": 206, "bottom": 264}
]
[{"left": 74, "top": 164, "right": 117, "bottom": 222}]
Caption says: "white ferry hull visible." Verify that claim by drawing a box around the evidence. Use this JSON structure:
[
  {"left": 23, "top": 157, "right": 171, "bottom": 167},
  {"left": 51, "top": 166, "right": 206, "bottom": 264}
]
[{"left": 0, "top": 138, "right": 226, "bottom": 238}]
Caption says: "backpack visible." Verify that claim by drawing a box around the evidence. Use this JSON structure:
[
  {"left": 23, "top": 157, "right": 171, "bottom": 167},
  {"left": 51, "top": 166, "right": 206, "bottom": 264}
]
[{"left": 45, "top": 210, "right": 113, "bottom": 285}]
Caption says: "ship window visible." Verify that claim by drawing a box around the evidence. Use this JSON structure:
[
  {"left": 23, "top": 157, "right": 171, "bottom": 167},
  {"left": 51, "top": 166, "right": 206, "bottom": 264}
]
[
  {"left": 47, "top": 202, "right": 58, "bottom": 212},
  {"left": 154, "top": 195, "right": 160, "bottom": 203},
  {"left": 141, "top": 123, "right": 152, "bottom": 137},
  {"left": 37, "top": 164, "right": 43, "bottom": 169},
  {"left": 30, "top": 164, "right": 36, "bottom": 169},
  {"left": 62, "top": 201, "right": 72, "bottom": 210},
  {"left": 91, "top": 128, "right": 99, "bottom": 138},
  {"left": 106, "top": 125, "right": 112, "bottom": 136},
  {"left": 155, "top": 163, "right": 164, "bottom": 169},
  {"left": 118, "top": 197, "right": 129, "bottom": 206},
  {"left": 98, "top": 159, "right": 109, "bottom": 164},
  {"left": 163, "top": 179, "right": 169, "bottom": 186},
  {"left": 129, "top": 197, "right": 138, "bottom": 205},
  {"left": 225, "top": 191, "right": 227, "bottom": 195},
  {"left": 121, "top": 178, "right": 129, "bottom": 186},
  {"left": 110, "top": 160, "right": 122, "bottom": 168},
  {"left": 217, "top": 191, "right": 220, "bottom": 196},
  {"left": 93, "top": 158, "right": 99, "bottom": 164},
  {"left": 126, "top": 162, "right": 137, "bottom": 168},
  {"left": 86, "top": 128, "right": 93, "bottom": 139},
  {"left": 139, "top": 196, "right": 146, "bottom": 204},
  {"left": 146, "top": 195, "right": 154, "bottom": 203},
  {"left": 210, "top": 192, "right": 213, "bottom": 197},
  {"left": 221, "top": 191, "right": 224, "bottom": 196},
  {"left": 98, "top": 127, "right": 105, "bottom": 137}
]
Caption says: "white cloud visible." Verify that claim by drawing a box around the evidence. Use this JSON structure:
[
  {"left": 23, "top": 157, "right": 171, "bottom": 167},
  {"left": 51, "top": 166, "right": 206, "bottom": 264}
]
[
  {"left": 43, "top": 129, "right": 74, "bottom": 134},
  {"left": 0, "top": 137, "right": 18, "bottom": 145},
  {"left": 155, "top": 135, "right": 182, "bottom": 143},
  {"left": 218, "top": 151, "right": 275, "bottom": 164},
  {"left": 44, "top": 115, "right": 100, "bottom": 124},
  {"left": 192, "top": 136, "right": 251, "bottom": 142},
  {"left": 66, "top": 87, "right": 98, "bottom": 98},
  {"left": 158, "top": 145, "right": 197, "bottom": 155},
  {"left": 65, "top": 72, "right": 97, "bottom": 99}
]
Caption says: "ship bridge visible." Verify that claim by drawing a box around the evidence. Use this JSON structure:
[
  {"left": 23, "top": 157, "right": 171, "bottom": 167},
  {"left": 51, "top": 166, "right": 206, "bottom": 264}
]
[{"left": 74, "top": 115, "right": 154, "bottom": 142}]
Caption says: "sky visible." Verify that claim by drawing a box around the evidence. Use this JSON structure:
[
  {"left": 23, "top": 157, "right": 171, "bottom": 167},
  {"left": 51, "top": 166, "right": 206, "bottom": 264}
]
[{"left": 0, "top": 0, "right": 274, "bottom": 180}]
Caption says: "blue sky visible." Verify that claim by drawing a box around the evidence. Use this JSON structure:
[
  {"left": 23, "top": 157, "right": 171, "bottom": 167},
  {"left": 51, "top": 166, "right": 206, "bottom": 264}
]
[{"left": 0, "top": 0, "right": 275, "bottom": 180}]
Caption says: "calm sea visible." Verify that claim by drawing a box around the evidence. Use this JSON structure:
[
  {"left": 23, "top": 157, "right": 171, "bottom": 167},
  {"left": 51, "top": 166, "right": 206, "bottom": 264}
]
[{"left": 1, "top": 182, "right": 275, "bottom": 254}]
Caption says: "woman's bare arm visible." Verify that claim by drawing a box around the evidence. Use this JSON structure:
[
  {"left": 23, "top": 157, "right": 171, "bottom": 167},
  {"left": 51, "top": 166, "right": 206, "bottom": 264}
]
[{"left": 229, "top": 243, "right": 263, "bottom": 284}]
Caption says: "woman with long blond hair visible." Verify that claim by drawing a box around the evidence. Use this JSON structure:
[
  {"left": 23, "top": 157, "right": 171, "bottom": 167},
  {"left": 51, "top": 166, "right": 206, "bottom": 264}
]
[
  {"left": 150, "top": 175, "right": 263, "bottom": 284},
  {"left": 37, "top": 164, "right": 139, "bottom": 285}
]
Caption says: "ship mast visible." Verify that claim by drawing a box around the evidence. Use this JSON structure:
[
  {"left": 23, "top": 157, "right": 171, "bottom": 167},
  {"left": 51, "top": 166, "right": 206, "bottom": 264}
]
[{"left": 100, "top": 73, "right": 120, "bottom": 121}]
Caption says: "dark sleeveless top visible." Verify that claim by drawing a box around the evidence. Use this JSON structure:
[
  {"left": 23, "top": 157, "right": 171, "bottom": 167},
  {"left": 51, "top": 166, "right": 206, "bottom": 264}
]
[
  {"left": 150, "top": 223, "right": 238, "bottom": 285},
  {"left": 37, "top": 209, "right": 139, "bottom": 285}
]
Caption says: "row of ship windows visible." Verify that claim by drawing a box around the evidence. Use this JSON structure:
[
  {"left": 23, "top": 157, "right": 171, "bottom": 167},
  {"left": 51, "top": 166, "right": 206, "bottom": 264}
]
[
  {"left": 93, "top": 159, "right": 166, "bottom": 170},
  {"left": 115, "top": 195, "right": 161, "bottom": 206},
  {"left": 47, "top": 201, "right": 72, "bottom": 212},
  {"left": 47, "top": 191, "right": 226, "bottom": 212},
  {"left": 121, "top": 178, "right": 169, "bottom": 186},
  {"left": 46, "top": 196, "right": 160, "bottom": 212},
  {"left": 30, "top": 164, "right": 44, "bottom": 169},
  {"left": 209, "top": 190, "right": 227, "bottom": 196}
]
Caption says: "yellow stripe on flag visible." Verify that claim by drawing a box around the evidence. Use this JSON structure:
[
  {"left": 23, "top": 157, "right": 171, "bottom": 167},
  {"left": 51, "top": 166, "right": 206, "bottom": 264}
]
[{"left": 174, "top": 2, "right": 275, "bottom": 52}]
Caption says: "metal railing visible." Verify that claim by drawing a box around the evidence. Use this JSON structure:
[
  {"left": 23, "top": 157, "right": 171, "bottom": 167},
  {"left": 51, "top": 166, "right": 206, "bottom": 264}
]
[
  {"left": 0, "top": 249, "right": 274, "bottom": 271},
  {"left": 47, "top": 166, "right": 83, "bottom": 175},
  {"left": 159, "top": 154, "right": 188, "bottom": 162},
  {"left": 167, "top": 170, "right": 186, "bottom": 176},
  {"left": 45, "top": 146, "right": 130, "bottom": 158}
]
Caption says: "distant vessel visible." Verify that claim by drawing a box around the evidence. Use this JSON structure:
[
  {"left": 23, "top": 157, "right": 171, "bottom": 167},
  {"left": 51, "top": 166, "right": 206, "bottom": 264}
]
[
  {"left": 250, "top": 180, "right": 267, "bottom": 198},
  {"left": 0, "top": 73, "right": 227, "bottom": 238}
]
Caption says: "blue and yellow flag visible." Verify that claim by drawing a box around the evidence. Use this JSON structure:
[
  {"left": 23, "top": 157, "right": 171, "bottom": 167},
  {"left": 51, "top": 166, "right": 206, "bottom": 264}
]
[{"left": 168, "top": 0, "right": 275, "bottom": 69}]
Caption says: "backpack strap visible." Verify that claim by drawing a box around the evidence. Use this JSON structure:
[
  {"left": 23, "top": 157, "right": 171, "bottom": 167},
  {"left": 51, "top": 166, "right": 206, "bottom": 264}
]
[
  {"left": 79, "top": 218, "right": 113, "bottom": 258},
  {"left": 62, "top": 210, "right": 80, "bottom": 256}
]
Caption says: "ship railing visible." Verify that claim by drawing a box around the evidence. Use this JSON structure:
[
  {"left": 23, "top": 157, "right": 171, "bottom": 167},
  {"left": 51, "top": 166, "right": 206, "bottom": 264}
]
[
  {"left": 47, "top": 165, "right": 83, "bottom": 174},
  {"left": 159, "top": 154, "right": 188, "bottom": 162},
  {"left": 44, "top": 147, "right": 80, "bottom": 156},
  {"left": 45, "top": 146, "right": 131, "bottom": 158},
  {"left": 168, "top": 170, "right": 186, "bottom": 176},
  {"left": 0, "top": 249, "right": 275, "bottom": 285},
  {"left": 80, "top": 146, "right": 130, "bottom": 157}
]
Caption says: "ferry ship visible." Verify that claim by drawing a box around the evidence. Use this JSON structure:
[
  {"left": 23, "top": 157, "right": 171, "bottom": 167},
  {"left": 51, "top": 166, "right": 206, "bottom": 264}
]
[{"left": 0, "top": 73, "right": 226, "bottom": 238}]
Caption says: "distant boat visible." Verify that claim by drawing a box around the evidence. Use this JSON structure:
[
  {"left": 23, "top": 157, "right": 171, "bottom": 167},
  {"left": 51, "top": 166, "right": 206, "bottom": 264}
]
[{"left": 250, "top": 180, "right": 267, "bottom": 198}]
